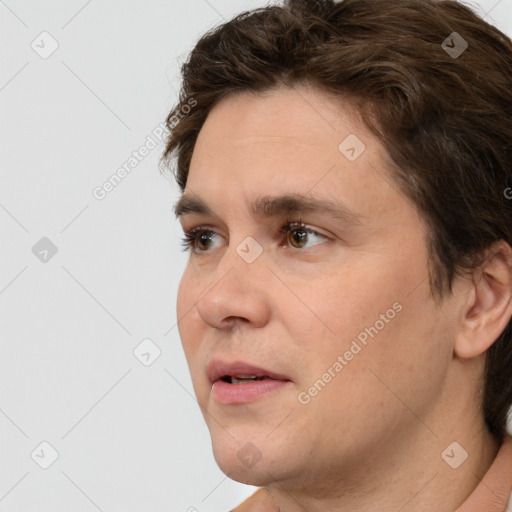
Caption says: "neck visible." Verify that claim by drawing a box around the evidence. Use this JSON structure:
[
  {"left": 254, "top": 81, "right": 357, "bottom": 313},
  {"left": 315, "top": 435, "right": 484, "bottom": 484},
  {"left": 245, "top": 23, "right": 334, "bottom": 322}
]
[{"left": 266, "top": 423, "right": 501, "bottom": 512}]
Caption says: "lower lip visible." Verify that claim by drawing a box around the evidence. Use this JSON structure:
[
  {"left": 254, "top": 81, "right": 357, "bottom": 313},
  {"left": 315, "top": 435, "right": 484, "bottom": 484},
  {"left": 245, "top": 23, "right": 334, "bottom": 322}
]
[{"left": 212, "top": 379, "right": 291, "bottom": 405}]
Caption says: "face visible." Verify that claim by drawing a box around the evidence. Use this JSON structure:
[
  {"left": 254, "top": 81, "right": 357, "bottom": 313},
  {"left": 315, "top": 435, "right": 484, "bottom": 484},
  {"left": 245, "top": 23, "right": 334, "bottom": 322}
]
[{"left": 175, "top": 84, "right": 459, "bottom": 490}]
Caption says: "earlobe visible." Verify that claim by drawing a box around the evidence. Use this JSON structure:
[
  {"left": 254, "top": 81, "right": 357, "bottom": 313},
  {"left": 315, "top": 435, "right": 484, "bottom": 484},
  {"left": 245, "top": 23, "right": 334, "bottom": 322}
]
[{"left": 455, "top": 241, "right": 512, "bottom": 360}]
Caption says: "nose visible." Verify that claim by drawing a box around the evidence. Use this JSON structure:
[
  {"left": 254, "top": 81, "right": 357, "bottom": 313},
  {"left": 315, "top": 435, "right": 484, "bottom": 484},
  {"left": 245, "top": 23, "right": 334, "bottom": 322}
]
[{"left": 195, "top": 244, "right": 273, "bottom": 331}]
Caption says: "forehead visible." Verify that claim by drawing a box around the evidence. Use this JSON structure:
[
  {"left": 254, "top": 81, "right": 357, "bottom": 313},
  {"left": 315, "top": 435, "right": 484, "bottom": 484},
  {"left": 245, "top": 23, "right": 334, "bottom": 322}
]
[
  {"left": 192, "top": 85, "right": 364, "bottom": 156},
  {"left": 184, "top": 85, "right": 408, "bottom": 222}
]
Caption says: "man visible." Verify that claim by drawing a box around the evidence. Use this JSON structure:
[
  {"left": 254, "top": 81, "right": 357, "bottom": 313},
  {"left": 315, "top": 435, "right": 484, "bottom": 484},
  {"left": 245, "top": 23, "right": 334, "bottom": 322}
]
[{"left": 161, "top": 0, "right": 512, "bottom": 510}]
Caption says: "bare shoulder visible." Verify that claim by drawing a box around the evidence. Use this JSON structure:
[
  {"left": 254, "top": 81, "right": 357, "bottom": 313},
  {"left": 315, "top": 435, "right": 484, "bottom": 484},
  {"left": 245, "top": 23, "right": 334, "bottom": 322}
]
[{"left": 230, "top": 488, "right": 279, "bottom": 512}]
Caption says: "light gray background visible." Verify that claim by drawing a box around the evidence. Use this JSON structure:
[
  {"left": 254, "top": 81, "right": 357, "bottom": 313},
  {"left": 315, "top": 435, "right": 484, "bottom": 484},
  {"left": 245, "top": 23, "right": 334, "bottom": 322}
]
[{"left": 0, "top": 1, "right": 511, "bottom": 511}]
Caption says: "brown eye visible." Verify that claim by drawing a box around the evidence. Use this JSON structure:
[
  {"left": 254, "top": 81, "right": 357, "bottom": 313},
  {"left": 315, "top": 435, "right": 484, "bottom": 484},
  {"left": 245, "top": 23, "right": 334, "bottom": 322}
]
[
  {"left": 197, "top": 232, "right": 212, "bottom": 251},
  {"left": 180, "top": 228, "right": 220, "bottom": 253},
  {"left": 288, "top": 228, "right": 309, "bottom": 249},
  {"left": 283, "top": 222, "right": 328, "bottom": 250}
]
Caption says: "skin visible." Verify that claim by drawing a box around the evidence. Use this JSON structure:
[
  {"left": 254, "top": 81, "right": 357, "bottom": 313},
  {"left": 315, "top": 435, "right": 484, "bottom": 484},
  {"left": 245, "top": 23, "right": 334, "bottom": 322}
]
[{"left": 175, "top": 83, "right": 512, "bottom": 512}]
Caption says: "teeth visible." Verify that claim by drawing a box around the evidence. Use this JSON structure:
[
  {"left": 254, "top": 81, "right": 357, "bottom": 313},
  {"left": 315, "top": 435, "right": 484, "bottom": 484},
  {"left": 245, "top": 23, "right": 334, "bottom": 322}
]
[{"left": 228, "top": 375, "right": 267, "bottom": 384}]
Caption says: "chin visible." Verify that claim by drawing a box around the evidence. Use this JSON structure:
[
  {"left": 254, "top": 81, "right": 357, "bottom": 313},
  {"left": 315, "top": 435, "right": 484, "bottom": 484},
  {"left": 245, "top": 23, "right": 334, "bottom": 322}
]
[
  {"left": 210, "top": 431, "right": 281, "bottom": 486},
  {"left": 213, "top": 451, "right": 274, "bottom": 486}
]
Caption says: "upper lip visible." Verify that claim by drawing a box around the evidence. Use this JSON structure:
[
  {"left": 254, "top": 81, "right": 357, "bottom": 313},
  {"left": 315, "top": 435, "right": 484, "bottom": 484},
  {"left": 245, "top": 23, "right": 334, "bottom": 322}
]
[{"left": 207, "top": 359, "right": 291, "bottom": 384}]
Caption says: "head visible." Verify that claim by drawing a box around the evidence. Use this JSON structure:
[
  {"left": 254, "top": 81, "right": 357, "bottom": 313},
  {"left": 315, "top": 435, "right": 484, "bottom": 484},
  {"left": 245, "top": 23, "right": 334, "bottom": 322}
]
[{"left": 162, "top": 0, "right": 512, "bottom": 489}]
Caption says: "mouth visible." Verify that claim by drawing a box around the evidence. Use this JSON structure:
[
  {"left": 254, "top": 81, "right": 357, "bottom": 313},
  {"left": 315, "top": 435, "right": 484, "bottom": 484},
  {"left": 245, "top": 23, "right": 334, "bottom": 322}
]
[
  {"left": 220, "top": 375, "right": 271, "bottom": 384},
  {"left": 207, "top": 360, "right": 292, "bottom": 405}
]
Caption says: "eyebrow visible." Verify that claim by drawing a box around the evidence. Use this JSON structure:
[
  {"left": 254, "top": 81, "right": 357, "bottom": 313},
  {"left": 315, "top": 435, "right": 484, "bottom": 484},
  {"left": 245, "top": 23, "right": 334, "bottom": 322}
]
[{"left": 173, "top": 192, "right": 364, "bottom": 225}]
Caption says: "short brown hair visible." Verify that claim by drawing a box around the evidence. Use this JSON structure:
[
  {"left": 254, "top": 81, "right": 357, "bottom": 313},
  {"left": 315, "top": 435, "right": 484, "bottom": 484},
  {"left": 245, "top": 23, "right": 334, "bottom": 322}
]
[{"left": 161, "top": 0, "right": 512, "bottom": 441}]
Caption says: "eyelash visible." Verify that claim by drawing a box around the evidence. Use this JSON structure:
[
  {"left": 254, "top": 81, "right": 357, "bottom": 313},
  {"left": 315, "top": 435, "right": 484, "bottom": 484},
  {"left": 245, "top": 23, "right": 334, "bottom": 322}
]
[{"left": 179, "top": 219, "right": 324, "bottom": 253}]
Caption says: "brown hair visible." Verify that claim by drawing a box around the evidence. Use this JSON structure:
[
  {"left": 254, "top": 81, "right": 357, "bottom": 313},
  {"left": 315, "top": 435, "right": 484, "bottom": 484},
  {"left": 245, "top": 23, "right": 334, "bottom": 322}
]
[{"left": 161, "top": 0, "right": 512, "bottom": 441}]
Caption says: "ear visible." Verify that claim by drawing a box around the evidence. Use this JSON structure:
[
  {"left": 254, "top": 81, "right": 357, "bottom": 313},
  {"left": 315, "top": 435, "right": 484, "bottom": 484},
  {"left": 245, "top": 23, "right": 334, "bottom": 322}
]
[{"left": 455, "top": 241, "right": 512, "bottom": 359}]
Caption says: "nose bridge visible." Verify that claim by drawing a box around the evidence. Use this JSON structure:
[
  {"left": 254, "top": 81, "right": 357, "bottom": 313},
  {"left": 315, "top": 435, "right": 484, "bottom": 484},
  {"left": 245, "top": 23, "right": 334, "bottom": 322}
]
[
  {"left": 213, "top": 233, "right": 268, "bottom": 297},
  {"left": 209, "top": 216, "right": 267, "bottom": 275},
  {"left": 196, "top": 235, "right": 271, "bottom": 328}
]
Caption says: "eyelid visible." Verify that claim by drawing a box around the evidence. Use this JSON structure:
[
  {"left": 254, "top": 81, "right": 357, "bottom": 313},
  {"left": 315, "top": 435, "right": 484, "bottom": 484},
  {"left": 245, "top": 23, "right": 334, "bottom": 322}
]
[
  {"left": 180, "top": 220, "right": 331, "bottom": 253},
  {"left": 279, "top": 220, "right": 330, "bottom": 242}
]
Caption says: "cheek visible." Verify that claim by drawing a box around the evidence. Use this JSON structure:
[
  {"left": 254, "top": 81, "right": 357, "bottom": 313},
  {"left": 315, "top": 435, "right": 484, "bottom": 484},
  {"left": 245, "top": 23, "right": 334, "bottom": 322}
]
[
  {"left": 176, "top": 273, "right": 188, "bottom": 327},
  {"left": 176, "top": 268, "right": 202, "bottom": 356},
  {"left": 288, "top": 252, "right": 445, "bottom": 395},
  {"left": 302, "top": 282, "right": 451, "bottom": 430},
  {"left": 285, "top": 259, "right": 405, "bottom": 357}
]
